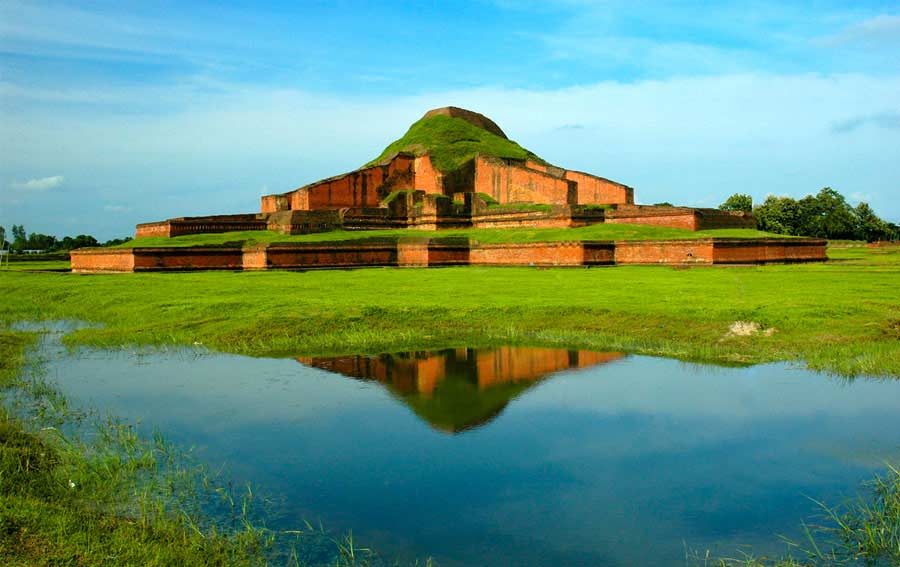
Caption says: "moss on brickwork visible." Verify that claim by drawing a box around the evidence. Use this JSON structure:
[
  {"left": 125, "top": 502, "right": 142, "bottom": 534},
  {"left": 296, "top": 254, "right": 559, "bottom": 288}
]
[{"left": 366, "top": 114, "right": 545, "bottom": 174}]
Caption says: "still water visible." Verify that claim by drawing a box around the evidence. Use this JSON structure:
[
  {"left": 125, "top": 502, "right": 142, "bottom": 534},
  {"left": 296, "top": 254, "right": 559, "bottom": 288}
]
[{"left": 35, "top": 331, "right": 900, "bottom": 566}]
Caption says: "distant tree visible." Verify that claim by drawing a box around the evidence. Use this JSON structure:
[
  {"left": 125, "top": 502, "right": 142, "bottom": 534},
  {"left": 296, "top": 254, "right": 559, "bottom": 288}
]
[
  {"left": 755, "top": 195, "right": 800, "bottom": 235},
  {"left": 811, "top": 187, "right": 856, "bottom": 240},
  {"left": 11, "top": 225, "right": 26, "bottom": 251},
  {"left": 854, "top": 203, "right": 890, "bottom": 242},
  {"left": 653, "top": 201, "right": 674, "bottom": 207},
  {"left": 103, "top": 236, "right": 132, "bottom": 247},
  {"left": 755, "top": 188, "right": 895, "bottom": 241},
  {"left": 25, "top": 232, "right": 57, "bottom": 251},
  {"left": 56, "top": 234, "right": 98, "bottom": 250},
  {"left": 720, "top": 193, "right": 752, "bottom": 212}
]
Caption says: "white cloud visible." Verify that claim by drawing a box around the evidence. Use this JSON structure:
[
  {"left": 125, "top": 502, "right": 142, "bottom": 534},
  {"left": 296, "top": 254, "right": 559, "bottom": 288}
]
[
  {"left": 10, "top": 175, "right": 64, "bottom": 191},
  {"left": 3, "top": 72, "right": 900, "bottom": 236}
]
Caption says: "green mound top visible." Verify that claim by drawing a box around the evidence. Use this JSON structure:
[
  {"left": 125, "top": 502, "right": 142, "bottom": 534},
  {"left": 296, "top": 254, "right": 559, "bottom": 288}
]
[{"left": 366, "top": 107, "right": 545, "bottom": 173}]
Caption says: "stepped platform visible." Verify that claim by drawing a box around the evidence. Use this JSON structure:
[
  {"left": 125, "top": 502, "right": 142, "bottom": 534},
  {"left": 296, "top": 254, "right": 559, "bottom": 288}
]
[{"left": 71, "top": 237, "right": 826, "bottom": 273}]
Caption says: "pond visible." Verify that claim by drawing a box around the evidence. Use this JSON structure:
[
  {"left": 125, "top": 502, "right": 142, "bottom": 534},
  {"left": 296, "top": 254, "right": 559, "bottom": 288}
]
[{"left": 31, "top": 327, "right": 900, "bottom": 566}]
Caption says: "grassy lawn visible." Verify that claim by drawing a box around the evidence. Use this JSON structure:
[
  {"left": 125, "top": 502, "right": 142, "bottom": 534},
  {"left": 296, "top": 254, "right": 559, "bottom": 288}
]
[
  {"left": 2, "top": 245, "right": 898, "bottom": 566},
  {"left": 0, "top": 260, "right": 71, "bottom": 271},
  {"left": 117, "top": 224, "right": 790, "bottom": 248},
  {"left": 1, "top": 244, "right": 897, "bottom": 377}
]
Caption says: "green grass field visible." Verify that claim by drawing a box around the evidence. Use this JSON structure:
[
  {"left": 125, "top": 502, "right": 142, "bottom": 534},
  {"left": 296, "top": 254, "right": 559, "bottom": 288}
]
[
  {"left": 2, "top": 245, "right": 899, "bottom": 566},
  {"left": 117, "top": 224, "right": 790, "bottom": 248},
  {"left": 1, "top": 244, "right": 897, "bottom": 378}
]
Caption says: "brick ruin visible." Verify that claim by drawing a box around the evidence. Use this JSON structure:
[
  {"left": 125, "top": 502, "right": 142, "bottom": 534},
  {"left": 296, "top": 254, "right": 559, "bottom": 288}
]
[
  {"left": 71, "top": 236, "right": 827, "bottom": 272},
  {"left": 69, "top": 106, "right": 826, "bottom": 272},
  {"left": 136, "top": 106, "right": 754, "bottom": 239}
]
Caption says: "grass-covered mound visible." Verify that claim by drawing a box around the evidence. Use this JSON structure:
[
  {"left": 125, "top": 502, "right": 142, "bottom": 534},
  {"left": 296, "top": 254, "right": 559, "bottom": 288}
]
[
  {"left": 366, "top": 114, "right": 545, "bottom": 173},
  {"left": 119, "top": 225, "right": 790, "bottom": 249}
]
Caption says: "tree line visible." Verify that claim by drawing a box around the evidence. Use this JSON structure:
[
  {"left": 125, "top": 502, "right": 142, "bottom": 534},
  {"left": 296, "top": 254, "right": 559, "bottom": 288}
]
[
  {"left": 0, "top": 225, "right": 131, "bottom": 253},
  {"left": 720, "top": 188, "right": 898, "bottom": 242}
]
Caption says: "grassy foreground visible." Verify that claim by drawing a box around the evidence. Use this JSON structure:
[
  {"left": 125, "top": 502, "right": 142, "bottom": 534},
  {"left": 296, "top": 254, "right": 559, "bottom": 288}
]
[
  {"left": 2, "top": 245, "right": 898, "bottom": 378},
  {"left": 0, "top": 331, "right": 268, "bottom": 566},
  {"left": 117, "top": 225, "right": 787, "bottom": 248},
  {"left": 1, "top": 246, "right": 898, "bottom": 565}
]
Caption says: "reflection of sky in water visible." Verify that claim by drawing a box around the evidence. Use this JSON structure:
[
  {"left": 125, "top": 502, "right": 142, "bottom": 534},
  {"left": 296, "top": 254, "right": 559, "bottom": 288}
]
[{"left": 38, "top": 337, "right": 900, "bottom": 567}]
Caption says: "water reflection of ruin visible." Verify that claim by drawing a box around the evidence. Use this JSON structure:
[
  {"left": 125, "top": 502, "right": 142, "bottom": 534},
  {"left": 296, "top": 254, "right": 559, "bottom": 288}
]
[{"left": 297, "top": 347, "right": 623, "bottom": 433}]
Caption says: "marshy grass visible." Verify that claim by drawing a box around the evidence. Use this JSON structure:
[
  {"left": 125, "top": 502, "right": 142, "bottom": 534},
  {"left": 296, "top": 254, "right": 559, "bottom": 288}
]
[
  {"left": 688, "top": 465, "right": 900, "bottom": 566},
  {"left": 0, "top": 331, "right": 431, "bottom": 566}
]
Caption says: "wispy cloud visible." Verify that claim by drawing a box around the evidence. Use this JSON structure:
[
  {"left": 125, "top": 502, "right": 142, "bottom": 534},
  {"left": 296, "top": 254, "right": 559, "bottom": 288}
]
[
  {"left": 103, "top": 204, "right": 131, "bottom": 213},
  {"left": 10, "top": 175, "right": 64, "bottom": 191},
  {"left": 831, "top": 112, "right": 900, "bottom": 134},
  {"left": 820, "top": 15, "right": 900, "bottom": 47}
]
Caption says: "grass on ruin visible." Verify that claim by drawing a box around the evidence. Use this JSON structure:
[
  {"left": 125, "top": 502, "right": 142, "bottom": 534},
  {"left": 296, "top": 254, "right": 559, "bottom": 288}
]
[
  {"left": 116, "top": 224, "right": 789, "bottom": 249},
  {"left": 364, "top": 113, "right": 541, "bottom": 173},
  {"left": 1, "top": 245, "right": 898, "bottom": 378}
]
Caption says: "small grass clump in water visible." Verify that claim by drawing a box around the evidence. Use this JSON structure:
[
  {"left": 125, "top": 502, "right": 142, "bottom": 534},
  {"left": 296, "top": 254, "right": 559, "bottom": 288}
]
[{"left": 690, "top": 465, "right": 900, "bottom": 566}]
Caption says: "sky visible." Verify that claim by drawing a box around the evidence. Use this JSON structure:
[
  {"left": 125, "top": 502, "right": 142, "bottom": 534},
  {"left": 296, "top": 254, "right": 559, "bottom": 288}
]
[{"left": 1, "top": 0, "right": 899, "bottom": 239}]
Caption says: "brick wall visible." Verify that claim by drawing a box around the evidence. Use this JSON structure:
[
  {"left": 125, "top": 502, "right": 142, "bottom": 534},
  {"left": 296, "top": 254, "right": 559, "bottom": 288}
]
[
  {"left": 135, "top": 222, "right": 172, "bottom": 238},
  {"left": 606, "top": 206, "right": 700, "bottom": 230},
  {"left": 474, "top": 157, "right": 576, "bottom": 205},
  {"left": 397, "top": 240, "right": 430, "bottom": 266},
  {"left": 135, "top": 216, "right": 268, "bottom": 239},
  {"left": 71, "top": 249, "right": 135, "bottom": 273},
  {"left": 564, "top": 171, "right": 634, "bottom": 205},
  {"left": 263, "top": 241, "right": 398, "bottom": 269},
  {"left": 713, "top": 239, "right": 827, "bottom": 264},
  {"left": 412, "top": 155, "right": 442, "bottom": 194},
  {"left": 132, "top": 247, "right": 245, "bottom": 271},
  {"left": 470, "top": 241, "right": 585, "bottom": 266},
  {"left": 614, "top": 240, "right": 715, "bottom": 264},
  {"left": 70, "top": 238, "right": 826, "bottom": 272}
]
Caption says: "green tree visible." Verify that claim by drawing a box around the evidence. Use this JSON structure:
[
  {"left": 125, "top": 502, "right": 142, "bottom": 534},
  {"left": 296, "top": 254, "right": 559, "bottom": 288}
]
[
  {"left": 754, "top": 195, "right": 799, "bottom": 235},
  {"left": 812, "top": 187, "right": 856, "bottom": 239},
  {"left": 855, "top": 202, "right": 889, "bottom": 242},
  {"left": 720, "top": 193, "right": 752, "bottom": 212},
  {"left": 25, "top": 232, "right": 57, "bottom": 251},
  {"left": 11, "top": 225, "right": 26, "bottom": 251}
]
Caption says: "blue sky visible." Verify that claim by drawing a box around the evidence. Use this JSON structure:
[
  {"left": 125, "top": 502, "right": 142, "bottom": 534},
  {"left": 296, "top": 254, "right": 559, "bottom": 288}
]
[{"left": 1, "top": 0, "right": 899, "bottom": 239}]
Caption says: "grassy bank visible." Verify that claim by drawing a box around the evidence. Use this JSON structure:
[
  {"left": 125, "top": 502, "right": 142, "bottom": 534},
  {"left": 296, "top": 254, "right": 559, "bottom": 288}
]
[
  {"left": 0, "top": 330, "right": 271, "bottom": 566},
  {"left": 117, "top": 224, "right": 787, "bottom": 248},
  {"left": 2, "top": 245, "right": 898, "bottom": 377}
]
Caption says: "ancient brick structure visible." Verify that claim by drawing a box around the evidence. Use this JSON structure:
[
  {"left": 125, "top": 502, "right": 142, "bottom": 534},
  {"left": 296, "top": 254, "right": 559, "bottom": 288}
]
[
  {"left": 130, "top": 106, "right": 760, "bottom": 238},
  {"left": 69, "top": 106, "right": 821, "bottom": 273},
  {"left": 71, "top": 237, "right": 827, "bottom": 273}
]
